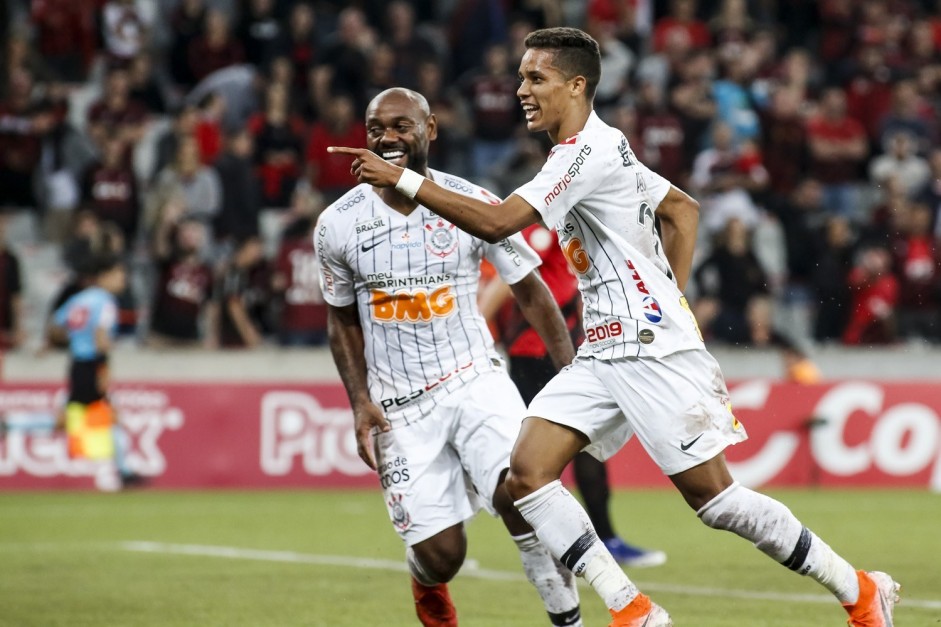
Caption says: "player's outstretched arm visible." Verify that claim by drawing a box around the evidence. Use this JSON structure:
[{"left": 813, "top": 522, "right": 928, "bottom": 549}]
[
  {"left": 655, "top": 186, "right": 700, "bottom": 292},
  {"left": 328, "top": 146, "right": 541, "bottom": 243},
  {"left": 327, "top": 303, "right": 389, "bottom": 470},
  {"left": 509, "top": 271, "right": 576, "bottom": 371}
]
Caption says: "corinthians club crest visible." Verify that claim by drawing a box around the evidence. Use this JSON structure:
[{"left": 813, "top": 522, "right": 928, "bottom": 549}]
[
  {"left": 387, "top": 493, "right": 411, "bottom": 531},
  {"left": 425, "top": 219, "right": 458, "bottom": 258}
]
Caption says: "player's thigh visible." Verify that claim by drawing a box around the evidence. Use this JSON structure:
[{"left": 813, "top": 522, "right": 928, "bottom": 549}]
[
  {"left": 445, "top": 372, "right": 526, "bottom": 513},
  {"left": 375, "top": 412, "right": 476, "bottom": 547},
  {"left": 598, "top": 349, "right": 747, "bottom": 477},
  {"left": 526, "top": 359, "right": 630, "bottom": 463}
]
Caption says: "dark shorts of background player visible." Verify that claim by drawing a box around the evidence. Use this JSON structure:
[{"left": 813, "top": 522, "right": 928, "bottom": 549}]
[
  {"left": 509, "top": 355, "right": 558, "bottom": 407},
  {"left": 68, "top": 356, "right": 108, "bottom": 404}
]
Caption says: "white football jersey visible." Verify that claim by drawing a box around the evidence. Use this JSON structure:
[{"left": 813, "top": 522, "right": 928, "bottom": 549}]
[
  {"left": 514, "top": 111, "right": 704, "bottom": 360},
  {"left": 316, "top": 170, "right": 541, "bottom": 423}
]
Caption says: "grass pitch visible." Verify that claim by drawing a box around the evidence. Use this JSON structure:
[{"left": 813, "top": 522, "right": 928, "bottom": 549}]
[{"left": 1, "top": 488, "right": 938, "bottom": 626}]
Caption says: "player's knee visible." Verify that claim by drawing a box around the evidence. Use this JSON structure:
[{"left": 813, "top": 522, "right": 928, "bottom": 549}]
[
  {"left": 412, "top": 542, "right": 466, "bottom": 583},
  {"left": 504, "top": 465, "right": 552, "bottom": 501}
]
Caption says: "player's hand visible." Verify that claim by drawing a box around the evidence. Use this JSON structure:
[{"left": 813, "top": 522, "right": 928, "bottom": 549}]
[
  {"left": 327, "top": 146, "right": 403, "bottom": 189},
  {"left": 352, "top": 402, "right": 390, "bottom": 471}
]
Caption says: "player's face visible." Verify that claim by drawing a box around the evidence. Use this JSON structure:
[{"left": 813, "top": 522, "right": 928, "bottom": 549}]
[
  {"left": 365, "top": 95, "right": 437, "bottom": 174},
  {"left": 517, "top": 48, "right": 575, "bottom": 138}
]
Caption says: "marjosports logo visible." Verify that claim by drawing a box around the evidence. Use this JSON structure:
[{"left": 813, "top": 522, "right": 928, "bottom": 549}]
[
  {"left": 642, "top": 296, "right": 662, "bottom": 324},
  {"left": 543, "top": 145, "right": 592, "bottom": 206}
]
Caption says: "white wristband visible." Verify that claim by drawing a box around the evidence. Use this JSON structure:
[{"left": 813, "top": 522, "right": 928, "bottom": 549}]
[{"left": 395, "top": 168, "right": 425, "bottom": 199}]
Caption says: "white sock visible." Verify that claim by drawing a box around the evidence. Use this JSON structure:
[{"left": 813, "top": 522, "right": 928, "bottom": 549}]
[
  {"left": 698, "top": 482, "right": 860, "bottom": 603},
  {"left": 513, "top": 532, "right": 583, "bottom": 626},
  {"left": 406, "top": 546, "right": 440, "bottom": 586},
  {"left": 514, "top": 480, "right": 638, "bottom": 611}
]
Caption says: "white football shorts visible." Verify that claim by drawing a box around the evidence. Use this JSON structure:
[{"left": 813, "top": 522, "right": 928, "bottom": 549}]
[
  {"left": 374, "top": 371, "right": 524, "bottom": 546},
  {"left": 527, "top": 349, "right": 748, "bottom": 475}
]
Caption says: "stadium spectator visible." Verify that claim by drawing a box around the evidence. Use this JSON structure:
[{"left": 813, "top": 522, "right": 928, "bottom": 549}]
[
  {"left": 0, "top": 67, "right": 57, "bottom": 211},
  {"left": 148, "top": 205, "right": 217, "bottom": 348},
  {"left": 415, "top": 60, "right": 469, "bottom": 173},
  {"left": 918, "top": 147, "right": 941, "bottom": 233},
  {"left": 693, "top": 218, "right": 770, "bottom": 345},
  {"left": 690, "top": 121, "right": 767, "bottom": 233},
  {"left": 844, "top": 44, "right": 896, "bottom": 145},
  {"left": 362, "top": 43, "right": 398, "bottom": 106},
  {"left": 891, "top": 202, "right": 941, "bottom": 342},
  {"left": 805, "top": 86, "right": 869, "bottom": 221},
  {"left": 652, "top": 0, "right": 710, "bottom": 53},
  {"left": 708, "top": 0, "right": 756, "bottom": 47},
  {"left": 447, "top": 0, "right": 510, "bottom": 78},
  {"left": 276, "top": 2, "right": 319, "bottom": 97},
  {"left": 236, "top": 0, "right": 283, "bottom": 69},
  {"left": 100, "top": 0, "right": 149, "bottom": 64},
  {"left": 30, "top": 0, "right": 96, "bottom": 82},
  {"left": 80, "top": 133, "right": 141, "bottom": 242},
  {"left": 128, "top": 52, "right": 169, "bottom": 115},
  {"left": 461, "top": 43, "right": 522, "bottom": 180},
  {"left": 271, "top": 215, "right": 326, "bottom": 346},
  {"left": 843, "top": 245, "right": 899, "bottom": 345},
  {"left": 669, "top": 48, "right": 717, "bottom": 170},
  {"left": 149, "top": 135, "right": 222, "bottom": 230},
  {"left": 213, "top": 128, "right": 261, "bottom": 243},
  {"left": 760, "top": 86, "right": 807, "bottom": 196},
  {"left": 305, "top": 93, "right": 365, "bottom": 202},
  {"left": 217, "top": 235, "right": 268, "bottom": 348},
  {"left": 319, "top": 7, "right": 374, "bottom": 110},
  {"left": 634, "top": 78, "right": 686, "bottom": 186},
  {"left": 711, "top": 49, "right": 761, "bottom": 144},
  {"left": 193, "top": 92, "right": 226, "bottom": 165},
  {"left": 153, "top": 105, "right": 198, "bottom": 179},
  {"left": 589, "top": 19, "right": 635, "bottom": 108},
  {"left": 383, "top": 0, "right": 439, "bottom": 90},
  {"left": 86, "top": 65, "right": 149, "bottom": 151},
  {"left": 813, "top": 215, "right": 856, "bottom": 343},
  {"left": 187, "top": 9, "right": 245, "bottom": 83},
  {"left": 0, "top": 216, "right": 24, "bottom": 350},
  {"left": 167, "top": 0, "right": 208, "bottom": 87},
  {"left": 878, "top": 79, "right": 936, "bottom": 155},
  {"left": 869, "top": 131, "right": 931, "bottom": 198}
]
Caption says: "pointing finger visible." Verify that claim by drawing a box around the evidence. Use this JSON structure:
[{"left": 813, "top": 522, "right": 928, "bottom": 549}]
[{"left": 327, "top": 146, "right": 365, "bottom": 156}]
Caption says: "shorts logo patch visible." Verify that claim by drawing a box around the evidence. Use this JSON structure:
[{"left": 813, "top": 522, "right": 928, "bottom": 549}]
[
  {"left": 638, "top": 328, "right": 655, "bottom": 344},
  {"left": 388, "top": 493, "right": 411, "bottom": 531},
  {"left": 642, "top": 296, "right": 662, "bottom": 324},
  {"left": 425, "top": 219, "right": 458, "bottom": 258}
]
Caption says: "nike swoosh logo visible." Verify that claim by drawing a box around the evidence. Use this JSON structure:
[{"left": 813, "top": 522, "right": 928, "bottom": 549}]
[
  {"left": 361, "top": 240, "right": 382, "bottom": 252},
  {"left": 680, "top": 434, "right": 704, "bottom": 451}
]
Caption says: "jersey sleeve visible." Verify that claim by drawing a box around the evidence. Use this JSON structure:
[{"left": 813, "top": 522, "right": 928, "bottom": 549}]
[
  {"left": 314, "top": 212, "right": 356, "bottom": 307},
  {"left": 511, "top": 141, "right": 603, "bottom": 228},
  {"left": 97, "top": 299, "right": 118, "bottom": 331},
  {"left": 482, "top": 231, "right": 541, "bottom": 286},
  {"left": 638, "top": 159, "right": 672, "bottom": 212}
]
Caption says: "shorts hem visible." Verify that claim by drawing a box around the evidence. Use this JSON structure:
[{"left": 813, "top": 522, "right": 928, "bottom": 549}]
[{"left": 401, "top": 513, "right": 473, "bottom": 547}]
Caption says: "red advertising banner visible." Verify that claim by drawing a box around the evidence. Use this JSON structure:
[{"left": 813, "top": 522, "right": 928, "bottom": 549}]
[{"left": 1, "top": 380, "right": 939, "bottom": 490}]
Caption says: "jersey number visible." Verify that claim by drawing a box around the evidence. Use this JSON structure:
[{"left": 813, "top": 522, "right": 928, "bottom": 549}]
[
  {"left": 67, "top": 306, "right": 90, "bottom": 331},
  {"left": 562, "top": 237, "right": 591, "bottom": 274},
  {"left": 637, "top": 202, "right": 674, "bottom": 282}
]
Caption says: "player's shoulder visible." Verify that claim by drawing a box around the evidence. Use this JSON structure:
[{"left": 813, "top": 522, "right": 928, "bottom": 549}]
[
  {"left": 547, "top": 111, "right": 625, "bottom": 162},
  {"left": 431, "top": 169, "right": 502, "bottom": 205},
  {"left": 320, "top": 184, "right": 375, "bottom": 224}
]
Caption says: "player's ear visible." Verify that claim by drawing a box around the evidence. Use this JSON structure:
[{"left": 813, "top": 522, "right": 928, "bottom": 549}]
[
  {"left": 570, "top": 75, "right": 587, "bottom": 99},
  {"left": 426, "top": 113, "right": 438, "bottom": 142}
]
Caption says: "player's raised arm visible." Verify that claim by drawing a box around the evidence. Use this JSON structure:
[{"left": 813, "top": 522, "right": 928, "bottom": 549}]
[{"left": 328, "top": 146, "right": 540, "bottom": 243}]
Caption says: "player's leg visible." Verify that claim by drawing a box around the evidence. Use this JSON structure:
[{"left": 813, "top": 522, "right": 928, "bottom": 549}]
[
  {"left": 572, "top": 453, "right": 666, "bottom": 568},
  {"left": 453, "top": 372, "right": 582, "bottom": 626},
  {"left": 505, "top": 361, "right": 670, "bottom": 627},
  {"left": 375, "top": 412, "right": 470, "bottom": 627},
  {"left": 408, "top": 524, "right": 465, "bottom": 627},
  {"left": 671, "top": 454, "right": 899, "bottom": 626}
]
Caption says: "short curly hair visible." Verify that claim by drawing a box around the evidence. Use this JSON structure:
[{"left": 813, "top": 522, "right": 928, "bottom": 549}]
[{"left": 524, "top": 27, "right": 601, "bottom": 100}]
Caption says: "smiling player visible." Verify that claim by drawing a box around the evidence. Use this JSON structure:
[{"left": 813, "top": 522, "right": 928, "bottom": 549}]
[
  {"left": 329, "top": 27, "right": 900, "bottom": 627},
  {"left": 317, "top": 87, "right": 584, "bottom": 626}
]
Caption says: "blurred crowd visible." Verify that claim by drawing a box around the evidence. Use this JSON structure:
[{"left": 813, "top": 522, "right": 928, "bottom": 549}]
[{"left": 0, "top": 0, "right": 939, "bottom": 352}]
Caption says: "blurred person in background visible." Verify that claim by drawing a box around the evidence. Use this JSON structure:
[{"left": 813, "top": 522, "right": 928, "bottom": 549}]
[
  {"left": 869, "top": 132, "right": 931, "bottom": 199},
  {"left": 213, "top": 128, "right": 261, "bottom": 244},
  {"left": 271, "top": 211, "right": 326, "bottom": 346},
  {"left": 30, "top": 0, "right": 96, "bottom": 83},
  {"left": 634, "top": 78, "right": 686, "bottom": 187},
  {"left": 812, "top": 215, "right": 857, "bottom": 343},
  {"left": 47, "top": 252, "right": 142, "bottom": 490},
  {"left": 383, "top": 0, "right": 439, "bottom": 90},
  {"left": 216, "top": 234, "right": 268, "bottom": 348},
  {"left": 128, "top": 51, "right": 169, "bottom": 115},
  {"left": 236, "top": 0, "right": 283, "bottom": 69},
  {"left": 167, "top": 0, "right": 208, "bottom": 88},
  {"left": 461, "top": 43, "right": 523, "bottom": 181},
  {"left": 86, "top": 65, "right": 149, "bottom": 151},
  {"left": 305, "top": 93, "right": 365, "bottom": 203},
  {"left": 80, "top": 132, "right": 141, "bottom": 243},
  {"left": 100, "top": 0, "right": 149, "bottom": 65},
  {"left": 319, "top": 7, "right": 374, "bottom": 110},
  {"left": 276, "top": 2, "right": 319, "bottom": 98},
  {"left": 0, "top": 216, "right": 23, "bottom": 350},
  {"left": 890, "top": 202, "right": 941, "bottom": 343},
  {"left": 149, "top": 135, "right": 222, "bottom": 232},
  {"left": 805, "top": 86, "right": 869, "bottom": 221},
  {"left": 148, "top": 202, "right": 217, "bottom": 348},
  {"left": 247, "top": 84, "right": 305, "bottom": 208},
  {"left": 187, "top": 9, "right": 245, "bottom": 84},
  {"left": 693, "top": 217, "right": 770, "bottom": 345},
  {"left": 759, "top": 85, "right": 807, "bottom": 197},
  {"left": 843, "top": 245, "right": 899, "bottom": 346}
]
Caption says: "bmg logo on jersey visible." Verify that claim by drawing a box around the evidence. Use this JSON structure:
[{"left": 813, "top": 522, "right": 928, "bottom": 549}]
[
  {"left": 379, "top": 456, "right": 410, "bottom": 488},
  {"left": 370, "top": 286, "right": 456, "bottom": 322}
]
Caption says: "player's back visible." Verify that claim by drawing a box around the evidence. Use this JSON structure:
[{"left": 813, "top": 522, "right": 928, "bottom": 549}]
[
  {"left": 317, "top": 173, "right": 539, "bottom": 420},
  {"left": 55, "top": 287, "right": 117, "bottom": 361}
]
